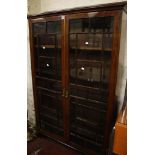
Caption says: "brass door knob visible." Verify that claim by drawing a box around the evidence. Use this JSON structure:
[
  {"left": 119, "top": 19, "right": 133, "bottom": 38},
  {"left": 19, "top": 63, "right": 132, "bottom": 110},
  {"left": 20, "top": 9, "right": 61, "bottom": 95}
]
[
  {"left": 62, "top": 89, "right": 65, "bottom": 97},
  {"left": 65, "top": 90, "right": 69, "bottom": 98}
]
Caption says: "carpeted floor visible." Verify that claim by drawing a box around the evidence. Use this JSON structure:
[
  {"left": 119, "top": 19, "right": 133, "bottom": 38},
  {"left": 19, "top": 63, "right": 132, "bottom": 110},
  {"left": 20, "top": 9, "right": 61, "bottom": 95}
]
[{"left": 27, "top": 136, "right": 83, "bottom": 155}]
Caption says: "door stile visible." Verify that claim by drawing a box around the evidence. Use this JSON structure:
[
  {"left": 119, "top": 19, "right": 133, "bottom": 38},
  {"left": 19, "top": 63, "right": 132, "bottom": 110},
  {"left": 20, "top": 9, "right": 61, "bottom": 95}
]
[
  {"left": 61, "top": 15, "right": 70, "bottom": 142},
  {"left": 103, "top": 11, "right": 122, "bottom": 154}
]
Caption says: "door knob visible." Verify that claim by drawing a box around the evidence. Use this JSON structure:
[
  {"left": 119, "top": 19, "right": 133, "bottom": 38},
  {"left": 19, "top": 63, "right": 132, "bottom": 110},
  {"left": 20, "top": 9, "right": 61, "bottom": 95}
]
[
  {"left": 62, "top": 89, "right": 65, "bottom": 97},
  {"left": 62, "top": 89, "right": 69, "bottom": 98},
  {"left": 65, "top": 90, "right": 69, "bottom": 98}
]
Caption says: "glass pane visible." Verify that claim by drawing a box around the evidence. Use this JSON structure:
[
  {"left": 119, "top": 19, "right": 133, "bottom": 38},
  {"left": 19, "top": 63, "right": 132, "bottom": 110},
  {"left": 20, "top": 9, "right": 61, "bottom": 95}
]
[
  {"left": 38, "top": 89, "right": 64, "bottom": 136},
  {"left": 33, "top": 22, "right": 46, "bottom": 35},
  {"left": 70, "top": 34, "right": 103, "bottom": 50},
  {"left": 70, "top": 16, "right": 114, "bottom": 33},
  {"left": 70, "top": 50, "right": 111, "bottom": 102},
  {"left": 35, "top": 20, "right": 63, "bottom": 137},
  {"left": 34, "top": 21, "right": 61, "bottom": 80},
  {"left": 70, "top": 18, "right": 89, "bottom": 33},
  {"left": 69, "top": 16, "right": 114, "bottom": 49},
  {"left": 69, "top": 15, "right": 114, "bottom": 150},
  {"left": 90, "top": 16, "right": 114, "bottom": 33},
  {"left": 47, "top": 21, "right": 61, "bottom": 33}
]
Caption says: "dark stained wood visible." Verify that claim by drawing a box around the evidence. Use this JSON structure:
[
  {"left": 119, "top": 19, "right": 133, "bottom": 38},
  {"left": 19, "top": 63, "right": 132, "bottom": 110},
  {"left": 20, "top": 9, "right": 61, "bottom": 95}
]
[
  {"left": 31, "top": 18, "right": 46, "bottom": 23},
  {"left": 68, "top": 10, "right": 121, "bottom": 19},
  {"left": 46, "top": 16, "right": 62, "bottom": 21},
  {"left": 28, "top": 3, "right": 126, "bottom": 155},
  {"left": 62, "top": 15, "right": 70, "bottom": 142},
  {"left": 103, "top": 11, "right": 122, "bottom": 154}
]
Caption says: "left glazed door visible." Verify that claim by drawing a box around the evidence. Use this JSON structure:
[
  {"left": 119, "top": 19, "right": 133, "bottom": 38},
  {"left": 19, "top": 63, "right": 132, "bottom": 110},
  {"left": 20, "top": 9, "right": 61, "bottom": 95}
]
[{"left": 31, "top": 17, "right": 65, "bottom": 139}]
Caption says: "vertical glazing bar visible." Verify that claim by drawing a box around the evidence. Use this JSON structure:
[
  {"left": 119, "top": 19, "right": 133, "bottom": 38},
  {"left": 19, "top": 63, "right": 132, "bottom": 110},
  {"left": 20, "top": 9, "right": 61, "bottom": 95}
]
[
  {"left": 54, "top": 34, "right": 58, "bottom": 79},
  {"left": 37, "top": 35, "right": 40, "bottom": 75},
  {"left": 75, "top": 34, "right": 78, "bottom": 85}
]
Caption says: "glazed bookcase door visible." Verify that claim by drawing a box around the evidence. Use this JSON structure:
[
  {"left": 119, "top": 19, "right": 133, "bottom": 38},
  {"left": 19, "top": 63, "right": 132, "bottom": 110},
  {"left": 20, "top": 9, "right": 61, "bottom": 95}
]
[
  {"left": 31, "top": 17, "right": 64, "bottom": 138},
  {"left": 68, "top": 12, "right": 115, "bottom": 153}
]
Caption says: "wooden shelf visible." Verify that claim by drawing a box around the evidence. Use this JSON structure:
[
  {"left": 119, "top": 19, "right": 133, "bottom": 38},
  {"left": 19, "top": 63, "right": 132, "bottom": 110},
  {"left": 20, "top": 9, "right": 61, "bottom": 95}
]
[
  {"left": 70, "top": 82, "right": 108, "bottom": 92},
  {"left": 33, "top": 32, "right": 61, "bottom": 37},
  {"left": 39, "top": 55, "right": 56, "bottom": 59},
  {"left": 70, "top": 95, "right": 107, "bottom": 106},
  {"left": 70, "top": 32, "right": 113, "bottom": 34},
  {"left": 35, "top": 45, "right": 61, "bottom": 48},
  {"left": 72, "top": 101, "right": 106, "bottom": 113},
  {"left": 76, "top": 59, "right": 104, "bottom": 63},
  {"left": 36, "top": 75, "right": 61, "bottom": 83},
  {"left": 34, "top": 45, "right": 111, "bottom": 51},
  {"left": 70, "top": 46, "right": 112, "bottom": 51},
  {"left": 37, "top": 86, "right": 61, "bottom": 94}
]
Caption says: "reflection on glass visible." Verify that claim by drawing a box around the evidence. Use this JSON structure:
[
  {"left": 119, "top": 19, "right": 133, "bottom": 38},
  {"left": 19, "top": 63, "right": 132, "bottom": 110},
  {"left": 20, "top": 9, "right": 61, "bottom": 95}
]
[
  {"left": 47, "top": 21, "right": 61, "bottom": 33},
  {"left": 69, "top": 15, "right": 114, "bottom": 149},
  {"left": 34, "top": 21, "right": 62, "bottom": 80},
  {"left": 70, "top": 16, "right": 114, "bottom": 33},
  {"left": 33, "top": 22, "right": 46, "bottom": 35},
  {"left": 69, "top": 16, "right": 114, "bottom": 101}
]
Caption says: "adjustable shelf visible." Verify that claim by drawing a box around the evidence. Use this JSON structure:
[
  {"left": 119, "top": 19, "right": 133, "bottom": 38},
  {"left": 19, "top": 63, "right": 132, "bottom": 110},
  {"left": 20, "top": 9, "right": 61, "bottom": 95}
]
[
  {"left": 70, "top": 47, "right": 112, "bottom": 51},
  {"left": 37, "top": 86, "right": 61, "bottom": 94},
  {"left": 35, "top": 45, "right": 61, "bottom": 48},
  {"left": 36, "top": 75, "right": 61, "bottom": 83}
]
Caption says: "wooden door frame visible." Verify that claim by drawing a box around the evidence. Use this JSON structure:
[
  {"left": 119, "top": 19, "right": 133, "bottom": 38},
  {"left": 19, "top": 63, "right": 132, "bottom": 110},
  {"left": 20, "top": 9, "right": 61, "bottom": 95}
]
[
  {"left": 65, "top": 10, "right": 122, "bottom": 153},
  {"left": 28, "top": 15, "right": 67, "bottom": 142}
]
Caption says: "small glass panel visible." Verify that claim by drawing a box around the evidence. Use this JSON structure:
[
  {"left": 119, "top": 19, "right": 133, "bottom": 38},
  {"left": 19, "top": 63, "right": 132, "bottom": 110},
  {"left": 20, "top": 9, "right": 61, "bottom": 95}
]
[
  {"left": 70, "top": 18, "right": 89, "bottom": 33},
  {"left": 33, "top": 22, "right": 46, "bottom": 35},
  {"left": 70, "top": 17, "right": 114, "bottom": 33},
  {"left": 38, "top": 34, "right": 56, "bottom": 45},
  {"left": 47, "top": 21, "right": 61, "bottom": 33},
  {"left": 90, "top": 17, "right": 114, "bottom": 33},
  {"left": 70, "top": 34, "right": 103, "bottom": 50},
  {"left": 38, "top": 89, "right": 64, "bottom": 136},
  {"left": 34, "top": 21, "right": 61, "bottom": 80}
]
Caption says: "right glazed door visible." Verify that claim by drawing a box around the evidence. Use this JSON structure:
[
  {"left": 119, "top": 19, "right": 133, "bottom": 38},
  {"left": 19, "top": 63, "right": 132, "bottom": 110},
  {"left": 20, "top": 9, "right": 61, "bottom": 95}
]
[{"left": 68, "top": 12, "right": 115, "bottom": 153}]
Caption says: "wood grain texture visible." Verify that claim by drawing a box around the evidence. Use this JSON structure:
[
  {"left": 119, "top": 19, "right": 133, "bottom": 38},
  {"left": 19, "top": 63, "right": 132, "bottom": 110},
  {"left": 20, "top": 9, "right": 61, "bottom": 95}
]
[
  {"left": 103, "top": 11, "right": 122, "bottom": 154},
  {"left": 28, "top": 3, "right": 126, "bottom": 155}
]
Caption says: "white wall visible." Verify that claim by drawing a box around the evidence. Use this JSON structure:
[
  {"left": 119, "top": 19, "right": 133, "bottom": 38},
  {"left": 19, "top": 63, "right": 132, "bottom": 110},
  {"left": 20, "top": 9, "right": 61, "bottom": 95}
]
[
  {"left": 27, "top": 0, "right": 41, "bottom": 15},
  {"left": 41, "top": 0, "right": 126, "bottom": 13},
  {"left": 27, "top": 22, "right": 36, "bottom": 126},
  {"left": 115, "top": 11, "right": 127, "bottom": 111}
]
